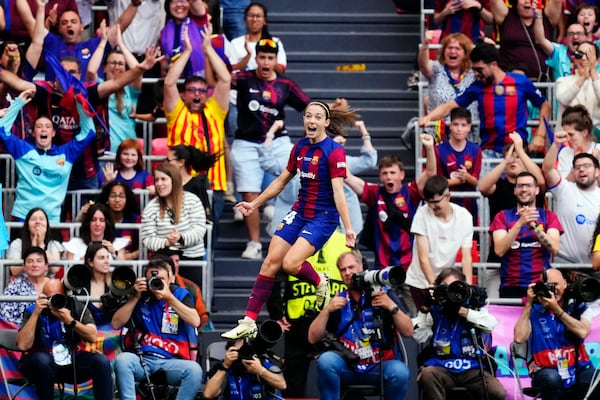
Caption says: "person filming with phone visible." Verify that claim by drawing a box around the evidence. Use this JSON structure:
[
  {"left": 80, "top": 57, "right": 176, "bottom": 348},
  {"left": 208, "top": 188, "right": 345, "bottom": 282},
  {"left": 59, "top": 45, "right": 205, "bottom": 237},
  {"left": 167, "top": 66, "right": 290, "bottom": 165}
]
[{"left": 514, "top": 268, "right": 600, "bottom": 400}]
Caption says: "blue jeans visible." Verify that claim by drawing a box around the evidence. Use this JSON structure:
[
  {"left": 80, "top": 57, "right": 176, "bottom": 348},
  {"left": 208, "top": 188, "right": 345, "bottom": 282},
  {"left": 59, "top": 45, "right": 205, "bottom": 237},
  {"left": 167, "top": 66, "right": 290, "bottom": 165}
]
[
  {"left": 114, "top": 352, "right": 203, "bottom": 400},
  {"left": 316, "top": 351, "right": 410, "bottom": 400},
  {"left": 20, "top": 351, "right": 112, "bottom": 400},
  {"left": 532, "top": 366, "right": 599, "bottom": 400}
]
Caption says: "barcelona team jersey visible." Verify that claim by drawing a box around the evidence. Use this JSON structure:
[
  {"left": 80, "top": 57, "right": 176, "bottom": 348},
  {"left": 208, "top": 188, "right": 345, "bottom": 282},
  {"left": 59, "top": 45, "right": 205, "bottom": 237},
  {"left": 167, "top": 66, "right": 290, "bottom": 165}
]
[
  {"left": 286, "top": 137, "right": 347, "bottom": 220},
  {"left": 489, "top": 207, "right": 563, "bottom": 289},
  {"left": 455, "top": 72, "right": 546, "bottom": 153}
]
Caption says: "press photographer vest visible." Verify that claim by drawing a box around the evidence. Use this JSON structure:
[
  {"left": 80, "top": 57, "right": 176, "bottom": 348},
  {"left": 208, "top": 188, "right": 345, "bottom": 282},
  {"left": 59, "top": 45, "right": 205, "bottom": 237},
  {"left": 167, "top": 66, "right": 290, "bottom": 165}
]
[
  {"left": 225, "top": 357, "right": 282, "bottom": 400},
  {"left": 334, "top": 289, "right": 395, "bottom": 373},
  {"left": 529, "top": 302, "right": 591, "bottom": 388},
  {"left": 423, "top": 305, "right": 492, "bottom": 373}
]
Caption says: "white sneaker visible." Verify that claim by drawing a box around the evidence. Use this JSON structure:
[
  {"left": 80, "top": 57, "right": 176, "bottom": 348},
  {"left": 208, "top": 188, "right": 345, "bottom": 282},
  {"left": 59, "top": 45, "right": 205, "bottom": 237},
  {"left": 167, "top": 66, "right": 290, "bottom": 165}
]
[
  {"left": 221, "top": 316, "right": 258, "bottom": 340},
  {"left": 233, "top": 205, "right": 244, "bottom": 222},
  {"left": 315, "top": 273, "right": 331, "bottom": 310},
  {"left": 263, "top": 204, "right": 275, "bottom": 222},
  {"left": 241, "top": 241, "right": 262, "bottom": 259}
]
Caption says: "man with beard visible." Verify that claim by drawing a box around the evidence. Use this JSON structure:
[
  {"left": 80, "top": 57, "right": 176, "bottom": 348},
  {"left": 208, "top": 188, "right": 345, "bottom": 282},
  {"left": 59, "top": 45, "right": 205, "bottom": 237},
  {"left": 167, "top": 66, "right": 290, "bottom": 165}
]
[
  {"left": 490, "top": 171, "right": 563, "bottom": 298},
  {"left": 479, "top": 132, "right": 546, "bottom": 297},
  {"left": 418, "top": 42, "right": 550, "bottom": 159},
  {"left": 164, "top": 24, "right": 231, "bottom": 228},
  {"left": 542, "top": 133, "right": 600, "bottom": 265},
  {"left": 345, "top": 133, "right": 436, "bottom": 271}
]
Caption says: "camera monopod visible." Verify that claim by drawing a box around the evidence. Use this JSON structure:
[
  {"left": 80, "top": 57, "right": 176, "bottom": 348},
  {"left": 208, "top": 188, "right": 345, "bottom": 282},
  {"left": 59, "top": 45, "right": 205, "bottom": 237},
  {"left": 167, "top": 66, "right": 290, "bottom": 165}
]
[
  {"left": 126, "top": 319, "right": 158, "bottom": 400},
  {"left": 470, "top": 328, "right": 490, "bottom": 400}
]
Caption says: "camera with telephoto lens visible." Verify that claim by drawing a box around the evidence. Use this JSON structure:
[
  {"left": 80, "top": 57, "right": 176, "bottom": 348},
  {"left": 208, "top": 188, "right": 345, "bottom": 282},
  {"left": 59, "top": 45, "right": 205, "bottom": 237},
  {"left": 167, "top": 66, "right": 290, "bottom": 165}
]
[
  {"left": 574, "top": 50, "right": 585, "bottom": 59},
  {"left": 147, "top": 270, "right": 164, "bottom": 291},
  {"left": 564, "top": 277, "right": 600, "bottom": 303},
  {"left": 533, "top": 281, "right": 556, "bottom": 299},
  {"left": 236, "top": 320, "right": 283, "bottom": 360},
  {"left": 101, "top": 266, "right": 137, "bottom": 310},
  {"left": 351, "top": 266, "right": 406, "bottom": 293},
  {"left": 433, "top": 281, "right": 487, "bottom": 309},
  {"left": 48, "top": 293, "right": 68, "bottom": 309}
]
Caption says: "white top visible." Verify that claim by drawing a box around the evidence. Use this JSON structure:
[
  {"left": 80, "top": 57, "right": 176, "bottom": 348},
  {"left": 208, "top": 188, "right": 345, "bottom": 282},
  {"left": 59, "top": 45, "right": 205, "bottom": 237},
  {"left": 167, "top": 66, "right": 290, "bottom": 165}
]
[
  {"left": 62, "top": 237, "right": 131, "bottom": 261},
  {"left": 549, "top": 178, "right": 600, "bottom": 263},
  {"left": 6, "top": 239, "right": 64, "bottom": 260},
  {"left": 557, "top": 142, "right": 600, "bottom": 178},
  {"left": 556, "top": 75, "right": 600, "bottom": 130},
  {"left": 405, "top": 203, "right": 474, "bottom": 289},
  {"left": 107, "top": 0, "right": 164, "bottom": 55}
]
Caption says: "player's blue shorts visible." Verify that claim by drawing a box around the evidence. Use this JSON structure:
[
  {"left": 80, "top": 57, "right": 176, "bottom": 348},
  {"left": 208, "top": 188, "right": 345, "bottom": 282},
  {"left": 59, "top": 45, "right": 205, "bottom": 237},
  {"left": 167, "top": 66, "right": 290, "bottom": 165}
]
[{"left": 274, "top": 209, "right": 338, "bottom": 250}]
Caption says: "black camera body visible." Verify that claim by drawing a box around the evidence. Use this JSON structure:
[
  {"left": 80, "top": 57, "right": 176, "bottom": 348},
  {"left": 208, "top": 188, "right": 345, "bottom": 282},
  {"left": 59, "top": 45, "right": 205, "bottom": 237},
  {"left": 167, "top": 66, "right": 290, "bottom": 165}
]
[
  {"left": 564, "top": 277, "right": 600, "bottom": 303},
  {"left": 433, "top": 281, "right": 487, "bottom": 310},
  {"left": 48, "top": 293, "right": 68, "bottom": 309},
  {"left": 233, "top": 320, "right": 283, "bottom": 360},
  {"left": 533, "top": 281, "right": 556, "bottom": 299},
  {"left": 147, "top": 270, "right": 164, "bottom": 291}
]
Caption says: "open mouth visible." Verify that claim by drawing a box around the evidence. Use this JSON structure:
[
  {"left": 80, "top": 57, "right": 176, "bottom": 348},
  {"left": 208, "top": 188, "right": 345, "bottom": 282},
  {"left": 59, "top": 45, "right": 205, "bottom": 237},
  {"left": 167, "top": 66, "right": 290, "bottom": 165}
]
[
  {"left": 192, "top": 99, "right": 201, "bottom": 104},
  {"left": 67, "top": 29, "right": 74, "bottom": 35},
  {"left": 40, "top": 134, "right": 48, "bottom": 140},
  {"left": 448, "top": 55, "right": 458, "bottom": 61},
  {"left": 386, "top": 182, "right": 394, "bottom": 189},
  {"left": 307, "top": 126, "right": 317, "bottom": 133}
]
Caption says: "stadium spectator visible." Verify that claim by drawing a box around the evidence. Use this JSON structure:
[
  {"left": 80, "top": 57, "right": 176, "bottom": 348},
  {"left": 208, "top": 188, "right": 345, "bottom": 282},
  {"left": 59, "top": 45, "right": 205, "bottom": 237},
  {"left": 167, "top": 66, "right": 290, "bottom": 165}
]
[
  {"left": 419, "top": 41, "right": 549, "bottom": 163},
  {"left": 345, "top": 134, "right": 436, "bottom": 270},
  {"left": 0, "top": 246, "right": 50, "bottom": 326},
  {"left": 7, "top": 207, "right": 63, "bottom": 277},
  {"left": 163, "top": 24, "right": 230, "bottom": 229},
  {"left": 418, "top": 31, "right": 478, "bottom": 143},
  {"left": 405, "top": 176, "right": 474, "bottom": 310},
  {"left": 543, "top": 135, "right": 600, "bottom": 265},
  {"left": 433, "top": 0, "right": 493, "bottom": 42},
  {"left": 489, "top": 0, "right": 563, "bottom": 82},
  {"left": 99, "top": 138, "right": 155, "bottom": 195},
  {"left": 141, "top": 163, "right": 207, "bottom": 284},
  {"left": 64, "top": 203, "right": 130, "bottom": 261},
  {"left": 490, "top": 171, "right": 562, "bottom": 298},
  {"left": 478, "top": 133, "right": 546, "bottom": 297},
  {"left": 435, "top": 107, "right": 481, "bottom": 222}
]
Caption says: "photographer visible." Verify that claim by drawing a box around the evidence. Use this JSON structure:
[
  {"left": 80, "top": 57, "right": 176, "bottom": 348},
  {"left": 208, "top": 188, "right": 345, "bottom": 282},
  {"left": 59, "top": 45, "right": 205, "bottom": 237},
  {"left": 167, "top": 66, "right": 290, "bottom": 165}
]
[
  {"left": 307, "top": 251, "right": 413, "bottom": 400},
  {"left": 414, "top": 268, "right": 505, "bottom": 400},
  {"left": 111, "top": 258, "right": 203, "bottom": 400},
  {"left": 514, "top": 268, "right": 600, "bottom": 400},
  {"left": 203, "top": 337, "right": 286, "bottom": 399},
  {"left": 16, "top": 279, "right": 112, "bottom": 400}
]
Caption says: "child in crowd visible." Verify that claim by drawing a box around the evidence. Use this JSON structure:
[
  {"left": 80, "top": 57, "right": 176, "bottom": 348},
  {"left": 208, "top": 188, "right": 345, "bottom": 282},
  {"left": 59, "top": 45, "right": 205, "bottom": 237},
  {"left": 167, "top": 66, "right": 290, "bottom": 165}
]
[{"left": 435, "top": 107, "right": 481, "bottom": 224}]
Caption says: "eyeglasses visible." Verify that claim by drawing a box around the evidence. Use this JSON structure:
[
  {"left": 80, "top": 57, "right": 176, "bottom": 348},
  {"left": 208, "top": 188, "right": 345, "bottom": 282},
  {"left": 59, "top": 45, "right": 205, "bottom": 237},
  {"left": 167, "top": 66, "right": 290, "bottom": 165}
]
[
  {"left": 167, "top": 208, "right": 176, "bottom": 225},
  {"left": 425, "top": 191, "right": 449, "bottom": 205},
  {"left": 574, "top": 163, "right": 595, "bottom": 170},
  {"left": 185, "top": 87, "right": 209, "bottom": 94},
  {"left": 246, "top": 13, "right": 264, "bottom": 19},
  {"left": 106, "top": 61, "right": 125, "bottom": 67},
  {"left": 515, "top": 183, "right": 536, "bottom": 189},
  {"left": 166, "top": 157, "right": 180, "bottom": 163},
  {"left": 109, "top": 193, "right": 127, "bottom": 199},
  {"left": 567, "top": 31, "right": 586, "bottom": 37},
  {"left": 257, "top": 39, "right": 277, "bottom": 49}
]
